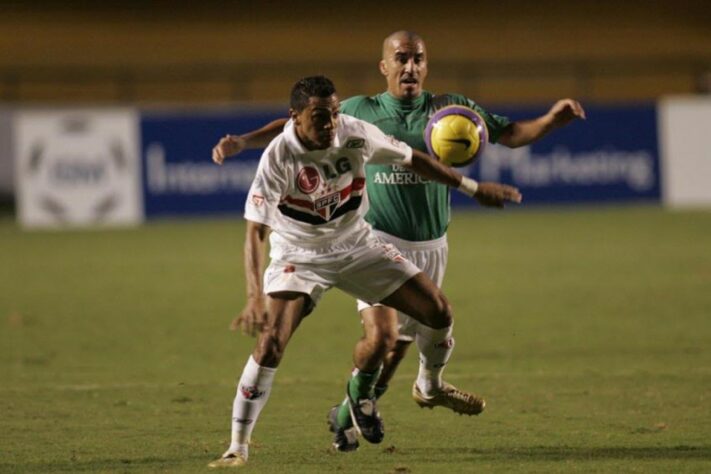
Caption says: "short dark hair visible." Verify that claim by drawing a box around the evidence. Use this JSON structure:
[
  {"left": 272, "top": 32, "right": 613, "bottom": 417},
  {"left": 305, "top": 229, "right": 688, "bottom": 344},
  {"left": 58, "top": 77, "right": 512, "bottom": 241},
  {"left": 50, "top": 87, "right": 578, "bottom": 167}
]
[{"left": 290, "top": 76, "right": 336, "bottom": 112}]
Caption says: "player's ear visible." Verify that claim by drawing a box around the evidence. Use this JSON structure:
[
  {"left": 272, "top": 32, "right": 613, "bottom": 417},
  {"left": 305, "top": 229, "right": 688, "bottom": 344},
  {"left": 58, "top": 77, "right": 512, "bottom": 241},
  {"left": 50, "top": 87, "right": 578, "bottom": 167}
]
[
  {"left": 289, "top": 108, "right": 300, "bottom": 124},
  {"left": 379, "top": 59, "right": 388, "bottom": 76}
]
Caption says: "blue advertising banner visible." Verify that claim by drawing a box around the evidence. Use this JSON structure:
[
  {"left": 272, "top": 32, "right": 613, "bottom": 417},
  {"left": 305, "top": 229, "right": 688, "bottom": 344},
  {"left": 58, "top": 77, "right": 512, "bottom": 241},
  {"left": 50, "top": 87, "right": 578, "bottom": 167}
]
[
  {"left": 140, "top": 108, "right": 285, "bottom": 217},
  {"left": 451, "top": 104, "right": 660, "bottom": 207},
  {"left": 139, "top": 104, "right": 660, "bottom": 219}
]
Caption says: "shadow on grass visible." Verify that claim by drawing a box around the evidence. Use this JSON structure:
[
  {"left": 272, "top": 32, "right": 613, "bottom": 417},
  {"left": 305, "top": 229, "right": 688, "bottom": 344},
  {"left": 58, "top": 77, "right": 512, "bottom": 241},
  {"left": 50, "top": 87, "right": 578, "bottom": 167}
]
[
  {"left": 0, "top": 454, "right": 206, "bottom": 473},
  {"left": 435, "top": 445, "right": 711, "bottom": 462}
]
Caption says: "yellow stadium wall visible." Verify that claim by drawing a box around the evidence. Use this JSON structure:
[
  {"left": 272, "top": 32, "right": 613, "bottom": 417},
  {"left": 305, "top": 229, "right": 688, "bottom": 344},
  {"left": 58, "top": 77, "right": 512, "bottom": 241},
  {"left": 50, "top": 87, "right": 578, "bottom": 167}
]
[{"left": 1, "top": 1, "right": 709, "bottom": 105}]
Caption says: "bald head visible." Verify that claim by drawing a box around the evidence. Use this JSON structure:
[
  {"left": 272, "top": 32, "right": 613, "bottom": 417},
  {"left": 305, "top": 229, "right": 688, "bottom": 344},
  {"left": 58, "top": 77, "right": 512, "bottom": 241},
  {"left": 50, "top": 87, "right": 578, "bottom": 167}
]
[
  {"left": 382, "top": 31, "right": 425, "bottom": 60},
  {"left": 379, "top": 31, "right": 428, "bottom": 100}
]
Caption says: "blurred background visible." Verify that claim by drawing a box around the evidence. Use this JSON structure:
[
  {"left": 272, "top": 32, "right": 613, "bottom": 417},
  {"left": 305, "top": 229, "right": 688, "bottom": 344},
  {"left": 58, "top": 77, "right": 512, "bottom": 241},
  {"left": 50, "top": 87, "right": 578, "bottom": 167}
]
[
  {"left": 0, "top": 0, "right": 711, "bottom": 226},
  {"left": 1, "top": 0, "right": 710, "bottom": 222},
  {"left": 2, "top": 1, "right": 710, "bottom": 104}
]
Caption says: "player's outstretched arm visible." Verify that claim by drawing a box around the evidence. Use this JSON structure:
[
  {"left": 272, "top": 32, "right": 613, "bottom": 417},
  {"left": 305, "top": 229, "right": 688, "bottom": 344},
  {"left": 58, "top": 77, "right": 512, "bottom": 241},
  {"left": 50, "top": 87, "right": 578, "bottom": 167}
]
[
  {"left": 472, "top": 182, "right": 523, "bottom": 208},
  {"left": 212, "top": 118, "right": 289, "bottom": 165},
  {"left": 497, "top": 98, "right": 586, "bottom": 148},
  {"left": 409, "top": 149, "right": 522, "bottom": 208},
  {"left": 230, "top": 220, "right": 271, "bottom": 336},
  {"left": 409, "top": 148, "right": 462, "bottom": 188}
]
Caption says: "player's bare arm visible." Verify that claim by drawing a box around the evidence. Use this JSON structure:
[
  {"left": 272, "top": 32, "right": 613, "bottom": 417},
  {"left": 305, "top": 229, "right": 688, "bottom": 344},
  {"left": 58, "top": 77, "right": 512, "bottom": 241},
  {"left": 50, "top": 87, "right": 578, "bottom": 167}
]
[
  {"left": 212, "top": 118, "right": 289, "bottom": 165},
  {"left": 497, "top": 98, "right": 586, "bottom": 148},
  {"left": 472, "top": 182, "right": 523, "bottom": 208},
  {"left": 408, "top": 148, "right": 522, "bottom": 207},
  {"left": 408, "top": 148, "right": 462, "bottom": 188},
  {"left": 231, "top": 220, "right": 271, "bottom": 336}
]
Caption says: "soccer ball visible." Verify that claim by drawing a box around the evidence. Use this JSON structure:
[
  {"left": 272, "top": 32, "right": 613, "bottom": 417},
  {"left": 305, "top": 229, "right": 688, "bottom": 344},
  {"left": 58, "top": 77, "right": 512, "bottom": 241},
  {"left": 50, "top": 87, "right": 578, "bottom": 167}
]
[{"left": 424, "top": 105, "right": 488, "bottom": 167}]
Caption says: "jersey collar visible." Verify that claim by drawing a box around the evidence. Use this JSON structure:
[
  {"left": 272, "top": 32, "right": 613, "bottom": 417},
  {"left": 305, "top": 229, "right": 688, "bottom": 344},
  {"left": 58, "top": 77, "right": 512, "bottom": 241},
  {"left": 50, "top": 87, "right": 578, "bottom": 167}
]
[
  {"left": 283, "top": 120, "right": 307, "bottom": 154},
  {"left": 380, "top": 91, "right": 427, "bottom": 111}
]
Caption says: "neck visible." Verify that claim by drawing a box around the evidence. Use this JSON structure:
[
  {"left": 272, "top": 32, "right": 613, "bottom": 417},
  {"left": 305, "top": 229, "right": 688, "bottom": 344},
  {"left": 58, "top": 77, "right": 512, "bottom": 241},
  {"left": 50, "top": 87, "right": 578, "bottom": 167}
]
[{"left": 295, "top": 128, "right": 319, "bottom": 150}]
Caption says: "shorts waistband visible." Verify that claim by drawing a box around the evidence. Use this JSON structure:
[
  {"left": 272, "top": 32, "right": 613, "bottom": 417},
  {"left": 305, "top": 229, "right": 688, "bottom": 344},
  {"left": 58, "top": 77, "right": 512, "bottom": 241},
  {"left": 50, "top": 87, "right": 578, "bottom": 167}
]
[
  {"left": 372, "top": 230, "right": 447, "bottom": 251},
  {"left": 270, "top": 226, "right": 372, "bottom": 262}
]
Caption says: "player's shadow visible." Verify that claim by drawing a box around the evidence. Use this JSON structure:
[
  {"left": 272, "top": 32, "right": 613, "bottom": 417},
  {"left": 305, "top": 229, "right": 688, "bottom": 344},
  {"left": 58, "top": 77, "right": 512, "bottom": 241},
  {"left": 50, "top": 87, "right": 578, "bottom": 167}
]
[
  {"left": 12, "top": 454, "right": 209, "bottom": 472},
  {"left": 437, "top": 445, "right": 710, "bottom": 462}
]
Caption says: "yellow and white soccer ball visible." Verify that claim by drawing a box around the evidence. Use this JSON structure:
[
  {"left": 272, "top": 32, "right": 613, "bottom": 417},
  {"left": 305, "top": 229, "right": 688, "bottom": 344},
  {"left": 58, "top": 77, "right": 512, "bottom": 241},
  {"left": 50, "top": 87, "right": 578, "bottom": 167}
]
[{"left": 424, "top": 105, "right": 488, "bottom": 167}]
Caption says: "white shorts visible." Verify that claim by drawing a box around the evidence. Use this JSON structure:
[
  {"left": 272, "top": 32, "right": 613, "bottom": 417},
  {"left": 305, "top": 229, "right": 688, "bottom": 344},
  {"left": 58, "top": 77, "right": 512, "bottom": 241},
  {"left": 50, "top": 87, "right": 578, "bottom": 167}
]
[
  {"left": 264, "top": 230, "right": 421, "bottom": 313},
  {"left": 357, "top": 230, "right": 448, "bottom": 341}
]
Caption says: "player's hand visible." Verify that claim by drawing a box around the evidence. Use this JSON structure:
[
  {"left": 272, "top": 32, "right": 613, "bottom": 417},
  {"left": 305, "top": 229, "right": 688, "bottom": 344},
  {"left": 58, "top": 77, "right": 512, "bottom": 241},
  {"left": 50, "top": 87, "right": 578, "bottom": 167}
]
[
  {"left": 230, "top": 296, "right": 267, "bottom": 337},
  {"left": 547, "top": 99, "right": 586, "bottom": 128},
  {"left": 212, "top": 134, "right": 247, "bottom": 165},
  {"left": 474, "top": 182, "right": 522, "bottom": 208}
]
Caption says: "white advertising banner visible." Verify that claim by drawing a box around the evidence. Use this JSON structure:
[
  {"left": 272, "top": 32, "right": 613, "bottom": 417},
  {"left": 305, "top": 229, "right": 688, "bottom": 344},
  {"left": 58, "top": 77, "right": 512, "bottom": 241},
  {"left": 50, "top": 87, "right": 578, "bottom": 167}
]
[
  {"left": 659, "top": 96, "right": 711, "bottom": 208},
  {"left": 14, "top": 108, "right": 143, "bottom": 227}
]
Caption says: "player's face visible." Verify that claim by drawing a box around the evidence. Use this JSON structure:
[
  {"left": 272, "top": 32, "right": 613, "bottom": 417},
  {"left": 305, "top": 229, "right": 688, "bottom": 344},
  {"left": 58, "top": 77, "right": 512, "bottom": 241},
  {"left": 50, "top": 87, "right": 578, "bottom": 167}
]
[
  {"left": 380, "top": 37, "right": 428, "bottom": 100},
  {"left": 291, "top": 94, "right": 340, "bottom": 150}
]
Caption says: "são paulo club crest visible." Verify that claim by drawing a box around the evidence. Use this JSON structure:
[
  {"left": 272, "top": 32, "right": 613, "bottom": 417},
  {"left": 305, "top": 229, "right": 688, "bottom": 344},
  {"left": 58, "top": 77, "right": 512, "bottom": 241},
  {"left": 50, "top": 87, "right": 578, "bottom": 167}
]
[
  {"left": 296, "top": 166, "right": 320, "bottom": 194},
  {"left": 240, "top": 384, "right": 265, "bottom": 400},
  {"left": 435, "top": 337, "right": 454, "bottom": 349},
  {"left": 314, "top": 190, "right": 340, "bottom": 220}
]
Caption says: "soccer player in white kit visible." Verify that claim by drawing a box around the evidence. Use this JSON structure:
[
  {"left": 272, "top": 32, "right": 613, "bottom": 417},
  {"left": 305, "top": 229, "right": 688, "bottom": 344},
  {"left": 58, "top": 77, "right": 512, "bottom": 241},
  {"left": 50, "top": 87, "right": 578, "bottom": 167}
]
[{"left": 209, "top": 76, "right": 521, "bottom": 468}]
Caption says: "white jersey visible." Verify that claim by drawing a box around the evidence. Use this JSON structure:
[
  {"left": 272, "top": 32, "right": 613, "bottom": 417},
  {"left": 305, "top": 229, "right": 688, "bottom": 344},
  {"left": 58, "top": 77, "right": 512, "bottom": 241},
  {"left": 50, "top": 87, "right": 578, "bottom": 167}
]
[{"left": 244, "top": 115, "right": 413, "bottom": 262}]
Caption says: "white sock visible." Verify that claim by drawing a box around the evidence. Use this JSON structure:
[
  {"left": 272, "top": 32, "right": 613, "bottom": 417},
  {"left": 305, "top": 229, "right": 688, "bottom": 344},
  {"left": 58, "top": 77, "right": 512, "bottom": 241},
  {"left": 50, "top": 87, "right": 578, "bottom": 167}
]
[
  {"left": 227, "top": 356, "right": 277, "bottom": 458},
  {"left": 415, "top": 324, "right": 454, "bottom": 396}
]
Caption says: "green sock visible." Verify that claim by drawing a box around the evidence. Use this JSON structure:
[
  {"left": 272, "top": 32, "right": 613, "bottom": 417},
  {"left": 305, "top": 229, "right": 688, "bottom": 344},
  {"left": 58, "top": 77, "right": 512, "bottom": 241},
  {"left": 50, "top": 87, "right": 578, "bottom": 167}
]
[
  {"left": 348, "top": 369, "right": 380, "bottom": 401},
  {"left": 336, "top": 399, "right": 352, "bottom": 429},
  {"left": 336, "top": 368, "right": 382, "bottom": 429}
]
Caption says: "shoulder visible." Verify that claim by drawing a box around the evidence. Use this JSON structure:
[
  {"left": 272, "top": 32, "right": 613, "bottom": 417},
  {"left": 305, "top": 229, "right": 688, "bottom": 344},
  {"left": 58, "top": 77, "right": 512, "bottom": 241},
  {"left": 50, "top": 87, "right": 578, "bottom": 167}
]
[
  {"left": 341, "top": 95, "right": 376, "bottom": 115},
  {"left": 338, "top": 115, "right": 394, "bottom": 152},
  {"left": 342, "top": 95, "right": 370, "bottom": 108},
  {"left": 260, "top": 133, "right": 292, "bottom": 166},
  {"left": 430, "top": 92, "right": 502, "bottom": 118},
  {"left": 429, "top": 92, "right": 470, "bottom": 109},
  {"left": 339, "top": 113, "right": 363, "bottom": 125},
  {"left": 338, "top": 114, "right": 372, "bottom": 140},
  {"left": 263, "top": 132, "right": 285, "bottom": 155},
  {"left": 339, "top": 114, "right": 383, "bottom": 136},
  {"left": 340, "top": 115, "right": 407, "bottom": 154}
]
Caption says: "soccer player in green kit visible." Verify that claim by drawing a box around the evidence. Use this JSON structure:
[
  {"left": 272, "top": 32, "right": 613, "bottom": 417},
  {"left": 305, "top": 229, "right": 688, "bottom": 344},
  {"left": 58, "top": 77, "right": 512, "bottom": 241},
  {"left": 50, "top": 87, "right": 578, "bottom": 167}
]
[{"left": 212, "top": 30, "right": 586, "bottom": 452}]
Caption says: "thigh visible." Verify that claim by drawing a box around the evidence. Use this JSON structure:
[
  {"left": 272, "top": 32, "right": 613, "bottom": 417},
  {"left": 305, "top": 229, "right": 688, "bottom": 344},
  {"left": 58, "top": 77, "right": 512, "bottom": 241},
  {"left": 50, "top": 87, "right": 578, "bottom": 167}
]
[
  {"left": 393, "top": 243, "right": 449, "bottom": 335},
  {"left": 264, "top": 259, "right": 333, "bottom": 312},
  {"left": 254, "top": 291, "right": 311, "bottom": 367},
  {"left": 356, "top": 242, "right": 449, "bottom": 336},
  {"left": 337, "top": 238, "right": 420, "bottom": 304},
  {"left": 380, "top": 272, "right": 450, "bottom": 329}
]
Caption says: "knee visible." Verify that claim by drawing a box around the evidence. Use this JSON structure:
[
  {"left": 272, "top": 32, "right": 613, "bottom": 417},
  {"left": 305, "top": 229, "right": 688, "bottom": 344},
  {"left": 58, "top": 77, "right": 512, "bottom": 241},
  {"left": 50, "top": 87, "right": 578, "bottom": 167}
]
[
  {"left": 429, "top": 295, "right": 453, "bottom": 329},
  {"left": 380, "top": 325, "right": 399, "bottom": 353},
  {"left": 366, "top": 324, "right": 398, "bottom": 354}
]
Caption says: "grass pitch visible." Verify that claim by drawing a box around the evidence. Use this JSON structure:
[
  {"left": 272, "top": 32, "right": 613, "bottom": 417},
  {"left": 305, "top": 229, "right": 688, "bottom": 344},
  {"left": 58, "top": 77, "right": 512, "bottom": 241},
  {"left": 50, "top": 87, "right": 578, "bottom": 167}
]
[{"left": 1, "top": 206, "right": 710, "bottom": 473}]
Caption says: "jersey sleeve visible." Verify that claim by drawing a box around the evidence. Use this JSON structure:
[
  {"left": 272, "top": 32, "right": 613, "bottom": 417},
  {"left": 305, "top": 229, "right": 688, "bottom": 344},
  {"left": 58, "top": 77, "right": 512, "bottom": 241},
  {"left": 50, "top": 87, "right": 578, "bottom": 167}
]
[
  {"left": 463, "top": 97, "right": 512, "bottom": 144},
  {"left": 357, "top": 119, "right": 413, "bottom": 166},
  {"left": 244, "top": 145, "right": 287, "bottom": 227}
]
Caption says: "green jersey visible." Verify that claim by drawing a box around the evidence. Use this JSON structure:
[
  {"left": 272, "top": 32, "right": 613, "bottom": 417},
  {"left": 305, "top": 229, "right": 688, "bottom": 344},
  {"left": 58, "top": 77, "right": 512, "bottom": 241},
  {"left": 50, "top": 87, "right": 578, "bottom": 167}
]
[{"left": 340, "top": 91, "right": 511, "bottom": 241}]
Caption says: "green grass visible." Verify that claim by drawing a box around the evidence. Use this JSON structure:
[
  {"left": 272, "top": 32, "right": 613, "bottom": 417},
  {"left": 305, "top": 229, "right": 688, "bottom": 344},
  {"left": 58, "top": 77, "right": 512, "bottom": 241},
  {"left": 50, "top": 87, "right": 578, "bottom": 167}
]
[{"left": 1, "top": 206, "right": 710, "bottom": 473}]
